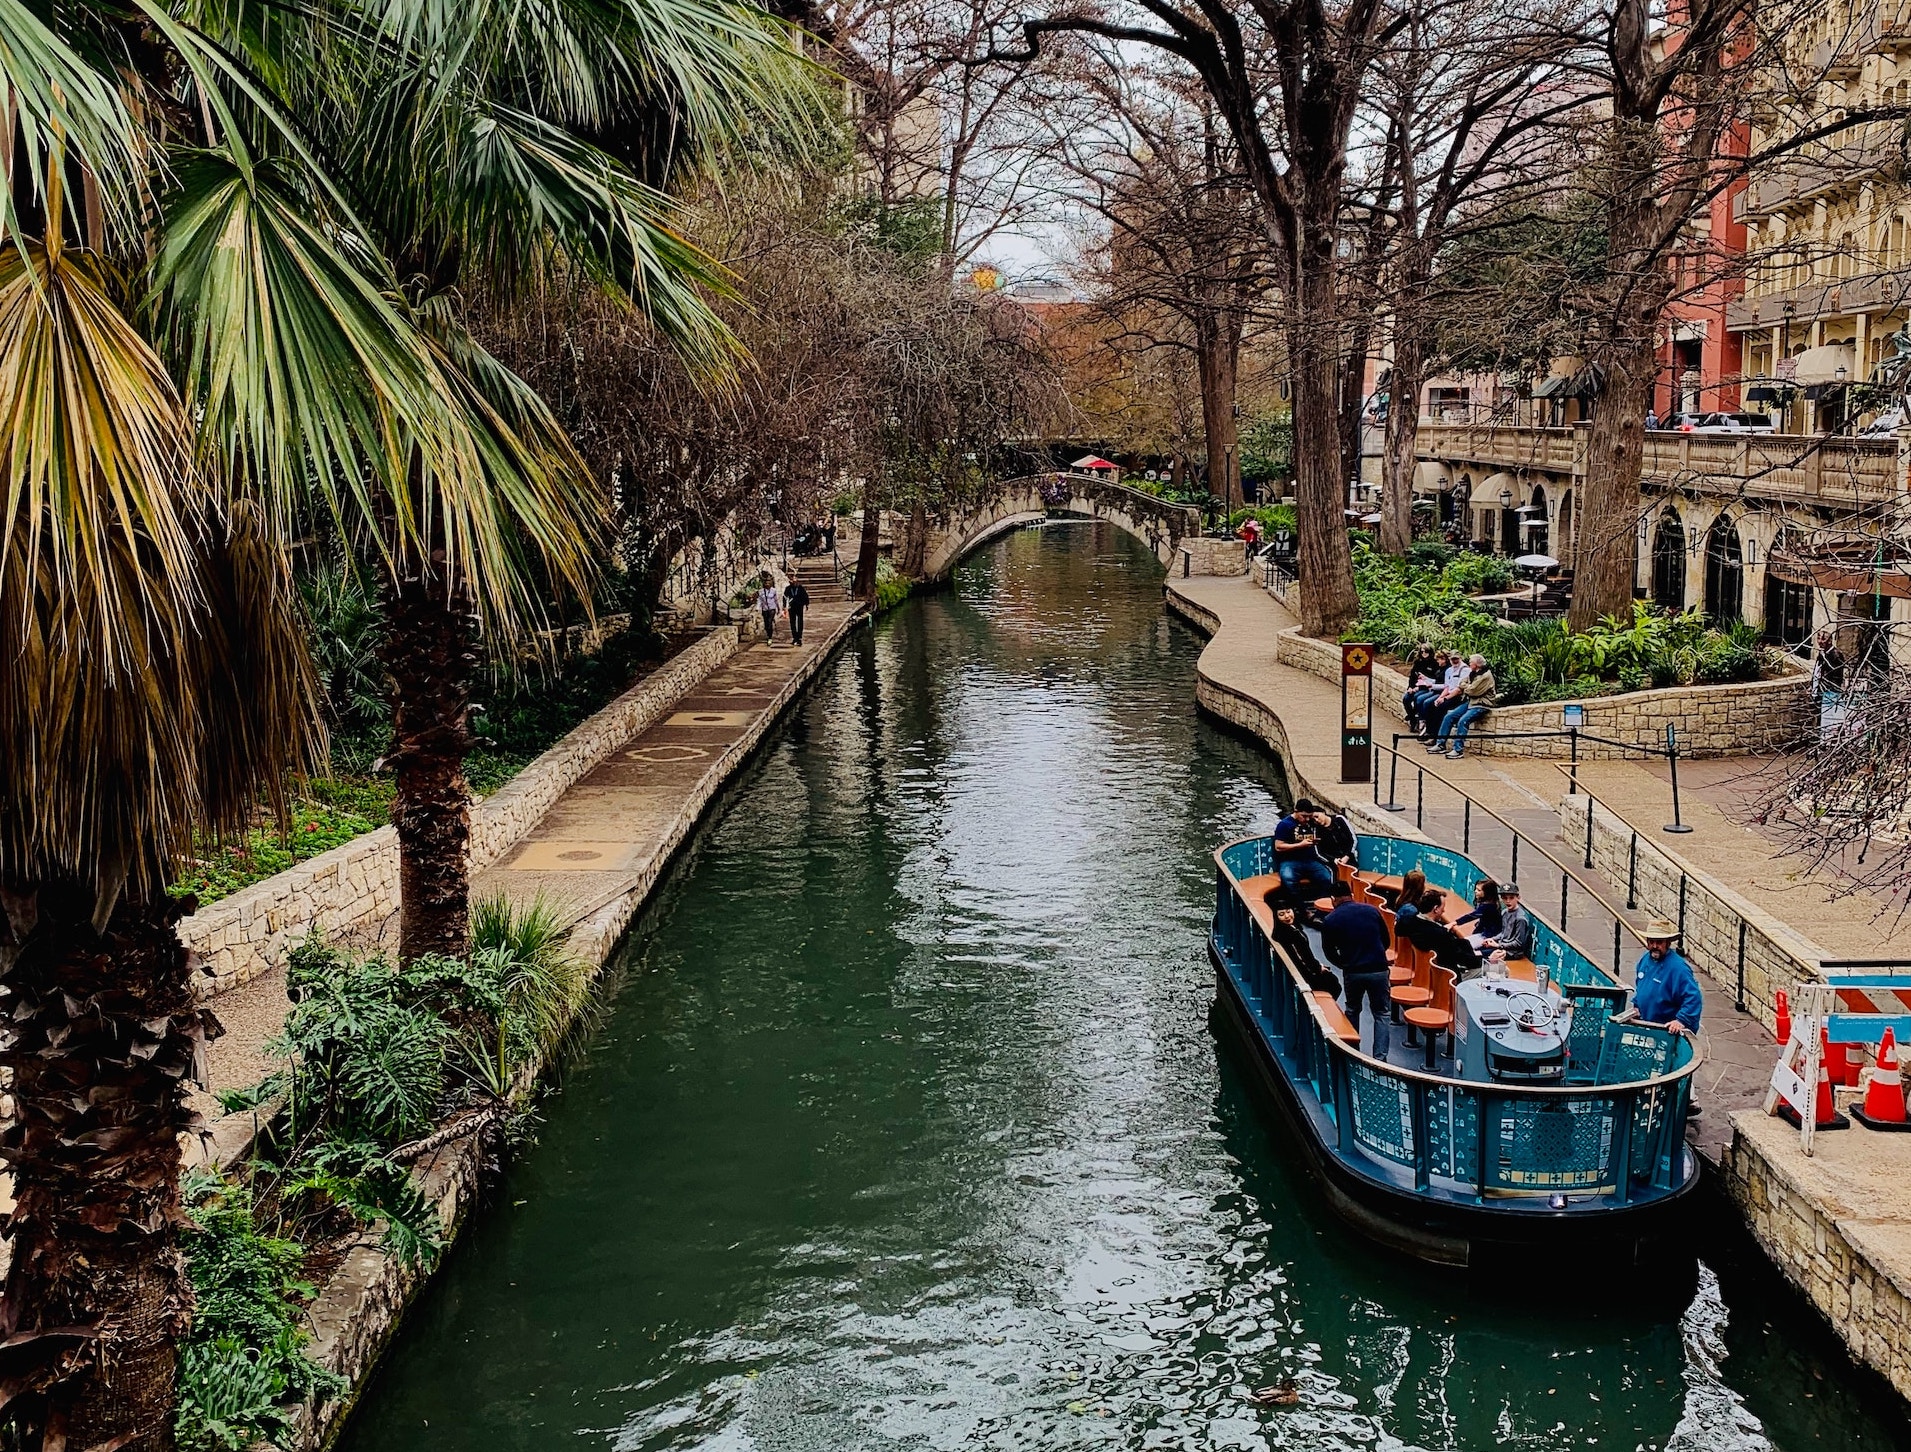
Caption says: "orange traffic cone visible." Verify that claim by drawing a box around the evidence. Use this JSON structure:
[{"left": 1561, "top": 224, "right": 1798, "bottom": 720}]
[
  {"left": 1774, "top": 989, "right": 1791, "bottom": 1046},
  {"left": 1853, "top": 1030, "right": 1911, "bottom": 1131},
  {"left": 1821, "top": 1030, "right": 1850, "bottom": 1088}
]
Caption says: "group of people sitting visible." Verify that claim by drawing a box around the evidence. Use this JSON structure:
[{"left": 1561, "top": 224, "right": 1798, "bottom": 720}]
[{"left": 1400, "top": 645, "right": 1497, "bottom": 760}]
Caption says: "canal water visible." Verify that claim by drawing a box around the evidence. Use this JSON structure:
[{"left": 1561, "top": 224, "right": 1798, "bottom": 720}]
[{"left": 343, "top": 523, "right": 1907, "bottom": 1452}]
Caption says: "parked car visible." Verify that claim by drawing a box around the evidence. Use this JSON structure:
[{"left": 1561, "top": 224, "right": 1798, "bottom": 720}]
[
  {"left": 1661, "top": 412, "right": 1705, "bottom": 432},
  {"left": 1688, "top": 412, "right": 1778, "bottom": 434},
  {"left": 1861, "top": 409, "right": 1903, "bottom": 435}
]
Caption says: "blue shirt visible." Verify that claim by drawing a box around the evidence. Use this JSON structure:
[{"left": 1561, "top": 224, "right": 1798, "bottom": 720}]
[
  {"left": 1320, "top": 901, "right": 1391, "bottom": 975},
  {"left": 1632, "top": 949, "right": 1703, "bottom": 1032},
  {"left": 1273, "top": 815, "right": 1318, "bottom": 859}
]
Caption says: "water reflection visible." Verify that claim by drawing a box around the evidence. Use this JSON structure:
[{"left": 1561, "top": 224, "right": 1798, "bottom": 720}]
[{"left": 340, "top": 522, "right": 1906, "bottom": 1452}]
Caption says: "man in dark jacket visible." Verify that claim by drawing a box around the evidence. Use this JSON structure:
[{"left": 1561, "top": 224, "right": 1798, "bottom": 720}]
[
  {"left": 783, "top": 577, "right": 811, "bottom": 646},
  {"left": 1395, "top": 890, "right": 1482, "bottom": 974},
  {"left": 1320, "top": 882, "right": 1392, "bottom": 1059}
]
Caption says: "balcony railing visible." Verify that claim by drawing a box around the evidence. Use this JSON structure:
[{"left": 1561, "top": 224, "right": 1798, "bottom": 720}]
[{"left": 1416, "top": 422, "right": 1901, "bottom": 505}]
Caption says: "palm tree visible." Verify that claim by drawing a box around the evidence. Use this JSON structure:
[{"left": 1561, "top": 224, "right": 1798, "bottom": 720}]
[{"left": 0, "top": 0, "right": 810, "bottom": 1442}]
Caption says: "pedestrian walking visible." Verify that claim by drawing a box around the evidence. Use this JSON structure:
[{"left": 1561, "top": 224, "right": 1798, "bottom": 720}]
[
  {"left": 756, "top": 573, "right": 780, "bottom": 646},
  {"left": 783, "top": 576, "right": 810, "bottom": 646}
]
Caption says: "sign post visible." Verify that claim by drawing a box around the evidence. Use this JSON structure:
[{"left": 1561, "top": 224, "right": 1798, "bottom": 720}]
[{"left": 1340, "top": 643, "right": 1374, "bottom": 783}]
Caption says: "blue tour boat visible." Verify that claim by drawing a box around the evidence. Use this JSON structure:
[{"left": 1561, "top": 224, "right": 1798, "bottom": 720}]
[{"left": 1211, "top": 829, "right": 1700, "bottom": 1266}]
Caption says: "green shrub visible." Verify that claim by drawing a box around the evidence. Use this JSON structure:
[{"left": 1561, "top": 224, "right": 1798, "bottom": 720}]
[
  {"left": 175, "top": 1172, "right": 346, "bottom": 1452},
  {"left": 1226, "top": 504, "right": 1298, "bottom": 535},
  {"left": 873, "top": 557, "right": 911, "bottom": 614}
]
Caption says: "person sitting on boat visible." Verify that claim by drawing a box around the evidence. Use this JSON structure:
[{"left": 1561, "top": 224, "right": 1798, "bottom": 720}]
[
  {"left": 1619, "top": 920, "right": 1703, "bottom": 1038},
  {"left": 1483, "top": 883, "right": 1535, "bottom": 961},
  {"left": 1396, "top": 890, "right": 1482, "bottom": 974},
  {"left": 1310, "top": 807, "right": 1358, "bottom": 869},
  {"left": 1454, "top": 879, "right": 1502, "bottom": 940},
  {"left": 1273, "top": 799, "right": 1335, "bottom": 899},
  {"left": 1321, "top": 882, "right": 1392, "bottom": 1060},
  {"left": 1376, "top": 868, "right": 1426, "bottom": 914},
  {"left": 1260, "top": 892, "right": 1341, "bottom": 998}
]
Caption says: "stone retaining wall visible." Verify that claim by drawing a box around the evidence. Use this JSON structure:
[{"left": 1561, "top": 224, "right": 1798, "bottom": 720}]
[
  {"left": 1274, "top": 627, "right": 1812, "bottom": 759},
  {"left": 1175, "top": 537, "right": 1248, "bottom": 577},
  {"left": 1557, "top": 793, "right": 1824, "bottom": 1032},
  {"left": 1720, "top": 1116, "right": 1911, "bottom": 1407},
  {"left": 181, "top": 628, "right": 739, "bottom": 998}
]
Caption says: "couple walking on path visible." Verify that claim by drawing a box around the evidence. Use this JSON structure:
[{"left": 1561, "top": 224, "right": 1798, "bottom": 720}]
[{"left": 757, "top": 571, "right": 810, "bottom": 646}]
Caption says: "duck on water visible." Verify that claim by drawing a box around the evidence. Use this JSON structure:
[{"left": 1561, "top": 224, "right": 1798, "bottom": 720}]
[{"left": 1210, "top": 819, "right": 1700, "bottom": 1268}]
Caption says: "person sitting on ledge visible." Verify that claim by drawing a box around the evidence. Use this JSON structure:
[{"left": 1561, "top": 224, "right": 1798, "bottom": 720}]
[{"left": 1402, "top": 644, "right": 1440, "bottom": 728}]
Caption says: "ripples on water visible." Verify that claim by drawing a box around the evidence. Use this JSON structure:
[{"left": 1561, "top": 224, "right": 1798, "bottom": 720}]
[{"left": 341, "top": 523, "right": 1908, "bottom": 1452}]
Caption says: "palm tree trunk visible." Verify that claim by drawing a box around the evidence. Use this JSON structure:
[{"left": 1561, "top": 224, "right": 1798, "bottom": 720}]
[
  {"left": 0, "top": 886, "right": 209, "bottom": 1451},
  {"left": 380, "top": 567, "right": 479, "bottom": 963}
]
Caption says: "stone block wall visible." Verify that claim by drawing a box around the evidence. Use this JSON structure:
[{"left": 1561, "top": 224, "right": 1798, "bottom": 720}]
[
  {"left": 1720, "top": 1121, "right": 1911, "bottom": 1406},
  {"left": 1557, "top": 792, "right": 1823, "bottom": 1032},
  {"left": 180, "top": 627, "right": 739, "bottom": 998},
  {"left": 1177, "top": 538, "right": 1248, "bottom": 577},
  {"left": 1274, "top": 627, "right": 1812, "bottom": 758}
]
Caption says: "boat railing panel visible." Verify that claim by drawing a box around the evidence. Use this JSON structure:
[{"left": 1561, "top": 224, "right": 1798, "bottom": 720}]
[{"left": 1213, "top": 837, "right": 1698, "bottom": 1206}]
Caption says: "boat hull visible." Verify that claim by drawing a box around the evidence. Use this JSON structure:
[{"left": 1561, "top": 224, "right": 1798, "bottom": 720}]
[{"left": 1210, "top": 940, "right": 1700, "bottom": 1268}]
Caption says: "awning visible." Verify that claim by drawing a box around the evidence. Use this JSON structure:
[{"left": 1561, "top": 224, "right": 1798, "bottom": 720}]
[
  {"left": 1788, "top": 343, "right": 1856, "bottom": 386},
  {"left": 1745, "top": 385, "right": 1792, "bottom": 404},
  {"left": 1071, "top": 455, "right": 1117, "bottom": 470},
  {"left": 1532, "top": 367, "right": 1601, "bottom": 399},
  {"left": 1767, "top": 548, "right": 1911, "bottom": 597}
]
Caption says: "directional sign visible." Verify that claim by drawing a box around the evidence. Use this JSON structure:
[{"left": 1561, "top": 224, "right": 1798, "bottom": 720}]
[{"left": 1341, "top": 642, "right": 1374, "bottom": 782}]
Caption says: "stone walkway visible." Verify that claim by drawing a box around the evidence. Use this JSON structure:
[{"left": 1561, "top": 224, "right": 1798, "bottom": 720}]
[{"left": 198, "top": 593, "right": 864, "bottom": 1116}]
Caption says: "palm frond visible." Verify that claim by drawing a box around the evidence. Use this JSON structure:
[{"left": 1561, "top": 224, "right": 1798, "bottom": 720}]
[{"left": 0, "top": 241, "right": 321, "bottom": 900}]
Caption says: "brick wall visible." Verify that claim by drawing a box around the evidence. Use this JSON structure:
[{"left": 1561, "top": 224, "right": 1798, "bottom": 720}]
[
  {"left": 1275, "top": 627, "right": 1813, "bottom": 758},
  {"left": 180, "top": 627, "right": 739, "bottom": 997},
  {"left": 1557, "top": 792, "right": 1824, "bottom": 1031}
]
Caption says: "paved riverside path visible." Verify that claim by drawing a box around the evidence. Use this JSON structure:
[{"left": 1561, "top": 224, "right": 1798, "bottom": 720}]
[{"left": 196, "top": 590, "right": 864, "bottom": 1115}]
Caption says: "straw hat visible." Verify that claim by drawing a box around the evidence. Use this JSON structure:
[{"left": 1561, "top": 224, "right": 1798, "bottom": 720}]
[{"left": 1644, "top": 919, "right": 1679, "bottom": 939}]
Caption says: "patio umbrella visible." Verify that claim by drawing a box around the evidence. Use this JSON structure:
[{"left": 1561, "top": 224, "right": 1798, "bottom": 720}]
[{"left": 1513, "top": 553, "right": 1560, "bottom": 601}]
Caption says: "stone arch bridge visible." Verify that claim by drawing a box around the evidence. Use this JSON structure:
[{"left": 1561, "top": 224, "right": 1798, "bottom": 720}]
[{"left": 919, "top": 474, "right": 1204, "bottom": 581}]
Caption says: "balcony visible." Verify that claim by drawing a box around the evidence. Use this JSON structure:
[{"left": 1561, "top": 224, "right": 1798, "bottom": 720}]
[
  {"left": 1737, "top": 129, "right": 1899, "bottom": 218},
  {"left": 1727, "top": 270, "right": 1911, "bottom": 330},
  {"left": 1415, "top": 422, "right": 1900, "bottom": 506}
]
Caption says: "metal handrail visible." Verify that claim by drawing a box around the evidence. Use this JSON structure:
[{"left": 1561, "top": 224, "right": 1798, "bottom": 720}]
[{"left": 1371, "top": 739, "right": 1656, "bottom": 975}]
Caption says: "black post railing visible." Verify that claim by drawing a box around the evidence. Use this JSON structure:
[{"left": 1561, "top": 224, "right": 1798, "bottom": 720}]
[{"left": 1663, "top": 723, "right": 1692, "bottom": 834}]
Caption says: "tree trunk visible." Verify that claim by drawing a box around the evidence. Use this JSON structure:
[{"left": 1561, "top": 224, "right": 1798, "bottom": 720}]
[
  {"left": 1569, "top": 240, "right": 1663, "bottom": 632},
  {"left": 1196, "top": 311, "right": 1242, "bottom": 520},
  {"left": 1338, "top": 313, "right": 1373, "bottom": 509},
  {"left": 1290, "top": 239, "right": 1361, "bottom": 638},
  {"left": 0, "top": 886, "right": 211, "bottom": 1451},
  {"left": 380, "top": 567, "right": 479, "bottom": 963},
  {"left": 852, "top": 479, "right": 882, "bottom": 602},
  {"left": 1380, "top": 330, "right": 1425, "bottom": 556},
  {"left": 897, "top": 498, "right": 929, "bottom": 578}
]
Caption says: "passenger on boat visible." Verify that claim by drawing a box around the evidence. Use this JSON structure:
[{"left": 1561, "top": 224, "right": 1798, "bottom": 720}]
[
  {"left": 1311, "top": 808, "right": 1358, "bottom": 868},
  {"left": 1622, "top": 920, "right": 1703, "bottom": 1037},
  {"left": 1376, "top": 868, "right": 1426, "bottom": 913},
  {"left": 1396, "top": 890, "right": 1482, "bottom": 974},
  {"left": 1273, "top": 800, "right": 1335, "bottom": 898},
  {"left": 1453, "top": 880, "right": 1502, "bottom": 939},
  {"left": 1321, "top": 882, "right": 1392, "bottom": 1059},
  {"left": 1260, "top": 894, "right": 1343, "bottom": 998},
  {"left": 1484, "top": 883, "right": 1534, "bottom": 961}
]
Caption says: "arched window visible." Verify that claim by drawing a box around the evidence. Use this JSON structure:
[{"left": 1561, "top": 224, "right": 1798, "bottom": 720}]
[
  {"left": 1652, "top": 512, "right": 1687, "bottom": 610},
  {"left": 1704, "top": 515, "right": 1744, "bottom": 623}
]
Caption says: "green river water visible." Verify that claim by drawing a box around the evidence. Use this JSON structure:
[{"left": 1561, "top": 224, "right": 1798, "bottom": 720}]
[{"left": 341, "top": 522, "right": 1909, "bottom": 1452}]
